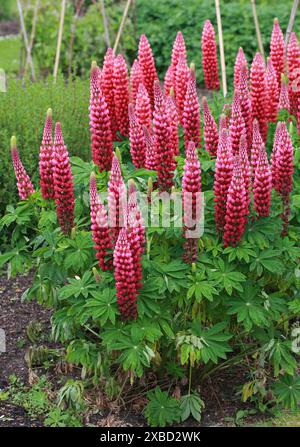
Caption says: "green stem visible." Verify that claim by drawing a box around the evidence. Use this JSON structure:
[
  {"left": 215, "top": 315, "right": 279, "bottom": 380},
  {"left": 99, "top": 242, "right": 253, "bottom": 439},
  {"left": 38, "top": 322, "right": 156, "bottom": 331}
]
[{"left": 188, "top": 361, "right": 192, "bottom": 395}]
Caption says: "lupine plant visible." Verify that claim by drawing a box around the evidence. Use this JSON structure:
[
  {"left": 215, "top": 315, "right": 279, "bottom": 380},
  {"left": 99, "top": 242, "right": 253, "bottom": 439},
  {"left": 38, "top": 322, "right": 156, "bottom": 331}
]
[{"left": 1, "top": 23, "right": 300, "bottom": 427}]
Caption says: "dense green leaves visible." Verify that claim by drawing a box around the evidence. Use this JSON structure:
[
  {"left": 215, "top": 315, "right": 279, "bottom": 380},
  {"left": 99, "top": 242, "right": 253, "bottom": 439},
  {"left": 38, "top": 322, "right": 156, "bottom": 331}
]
[{"left": 145, "top": 387, "right": 181, "bottom": 427}]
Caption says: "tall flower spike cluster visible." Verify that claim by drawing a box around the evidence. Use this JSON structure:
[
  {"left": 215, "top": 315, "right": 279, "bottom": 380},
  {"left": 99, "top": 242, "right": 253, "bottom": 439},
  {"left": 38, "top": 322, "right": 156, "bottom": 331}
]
[
  {"left": 287, "top": 32, "right": 300, "bottom": 115},
  {"left": 52, "top": 123, "right": 75, "bottom": 235},
  {"left": 166, "top": 92, "right": 179, "bottom": 156},
  {"left": 182, "top": 141, "right": 202, "bottom": 263},
  {"left": 135, "top": 83, "right": 152, "bottom": 130},
  {"left": 108, "top": 155, "right": 126, "bottom": 244},
  {"left": 201, "top": 20, "right": 220, "bottom": 90},
  {"left": 39, "top": 108, "right": 54, "bottom": 200},
  {"left": 270, "top": 18, "right": 285, "bottom": 90},
  {"left": 251, "top": 118, "right": 264, "bottom": 179},
  {"left": 253, "top": 145, "right": 272, "bottom": 217},
  {"left": 138, "top": 34, "right": 158, "bottom": 106},
  {"left": 223, "top": 155, "right": 247, "bottom": 247},
  {"left": 239, "top": 133, "right": 251, "bottom": 214},
  {"left": 182, "top": 68, "right": 201, "bottom": 151},
  {"left": 143, "top": 126, "right": 157, "bottom": 171},
  {"left": 214, "top": 128, "right": 233, "bottom": 233},
  {"left": 130, "top": 59, "right": 143, "bottom": 104},
  {"left": 153, "top": 81, "right": 176, "bottom": 191},
  {"left": 101, "top": 48, "right": 117, "bottom": 139},
  {"left": 90, "top": 172, "right": 112, "bottom": 271},
  {"left": 238, "top": 64, "right": 252, "bottom": 150},
  {"left": 175, "top": 55, "right": 190, "bottom": 121},
  {"left": 90, "top": 62, "right": 113, "bottom": 171},
  {"left": 229, "top": 91, "right": 246, "bottom": 154},
  {"left": 113, "top": 228, "right": 138, "bottom": 320},
  {"left": 278, "top": 74, "right": 290, "bottom": 113},
  {"left": 113, "top": 54, "right": 130, "bottom": 136},
  {"left": 265, "top": 58, "right": 279, "bottom": 122},
  {"left": 234, "top": 47, "right": 248, "bottom": 90},
  {"left": 202, "top": 96, "right": 218, "bottom": 156},
  {"left": 271, "top": 121, "right": 284, "bottom": 190},
  {"left": 11, "top": 136, "right": 35, "bottom": 200},
  {"left": 250, "top": 52, "right": 268, "bottom": 141},
  {"left": 128, "top": 104, "right": 146, "bottom": 168}
]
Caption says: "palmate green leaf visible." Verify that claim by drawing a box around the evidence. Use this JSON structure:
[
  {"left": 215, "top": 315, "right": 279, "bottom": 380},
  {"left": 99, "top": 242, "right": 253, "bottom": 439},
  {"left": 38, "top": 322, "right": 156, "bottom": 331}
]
[
  {"left": 84, "top": 288, "right": 118, "bottom": 325},
  {"left": 60, "top": 232, "right": 94, "bottom": 272},
  {"left": 249, "top": 249, "right": 284, "bottom": 276},
  {"left": 137, "top": 278, "right": 165, "bottom": 317},
  {"left": 265, "top": 338, "right": 297, "bottom": 376},
  {"left": 209, "top": 259, "right": 246, "bottom": 295},
  {"left": 187, "top": 270, "right": 218, "bottom": 302},
  {"left": 227, "top": 281, "right": 268, "bottom": 330},
  {"left": 150, "top": 260, "right": 189, "bottom": 294},
  {"left": 144, "top": 387, "right": 181, "bottom": 427},
  {"left": 273, "top": 375, "right": 300, "bottom": 411},
  {"left": 130, "top": 319, "right": 163, "bottom": 343},
  {"left": 223, "top": 243, "right": 256, "bottom": 263},
  {"left": 246, "top": 218, "right": 280, "bottom": 249},
  {"left": 59, "top": 271, "right": 96, "bottom": 300},
  {"left": 180, "top": 393, "right": 205, "bottom": 422}
]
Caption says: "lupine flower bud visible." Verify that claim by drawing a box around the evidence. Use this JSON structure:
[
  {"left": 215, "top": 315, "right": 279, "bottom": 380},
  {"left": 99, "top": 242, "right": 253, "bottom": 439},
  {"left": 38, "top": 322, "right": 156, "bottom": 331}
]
[
  {"left": 223, "top": 155, "right": 247, "bottom": 247},
  {"left": 90, "top": 63, "right": 113, "bottom": 171},
  {"left": 182, "top": 141, "right": 202, "bottom": 263},
  {"left": 164, "top": 64, "right": 174, "bottom": 96},
  {"left": 234, "top": 47, "right": 248, "bottom": 90},
  {"left": 270, "top": 18, "right": 285, "bottom": 90},
  {"left": 138, "top": 34, "right": 158, "bottom": 107},
  {"left": 108, "top": 155, "right": 126, "bottom": 243},
  {"left": 201, "top": 20, "right": 220, "bottom": 90},
  {"left": 52, "top": 123, "right": 75, "bottom": 235},
  {"left": 153, "top": 81, "right": 176, "bottom": 191},
  {"left": 39, "top": 108, "right": 54, "bottom": 199},
  {"left": 135, "top": 83, "right": 152, "bottom": 130},
  {"left": 11, "top": 136, "right": 35, "bottom": 200},
  {"left": 238, "top": 64, "right": 252, "bottom": 150},
  {"left": 166, "top": 93, "right": 179, "bottom": 156},
  {"left": 265, "top": 58, "right": 279, "bottom": 122},
  {"left": 229, "top": 91, "right": 246, "bottom": 155},
  {"left": 278, "top": 74, "right": 290, "bottom": 113},
  {"left": 287, "top": 32, "right": 300, "bottom": 115},
  {"left": 113, "top": 54, "right": 130, "bottom": 136},
  {"left": 143, "top": 126, "right": 157, "bottom": 171},
  {"left": 175, "top": 55, "right": 190, "bottom": 121},
  {"left": 130, "top": 59, "right": 143, "bottom": 104},
  {"left": 202, "top": 96, "right": 218, "bottom": 156},
  {"left": 182, "top": 69, "right": 201, "bottom": 150},
  {"left": 251, "top": 118, "right": 264, "bottom": 179},
  {"left": 271, "top": 121, "right": 283, "bottom": 190},
  {"left": 128, "top": 104, "right": 146, "bottom": 168},
  {"left": 253, "top": 145, "right": 272, "bottom": 217},
  {"left": 250, "top": 52, "right": 268, "bottom": 141},
  {"left": 214, "top": 129, "right": 233, "bottom": 233},
  {"left": 113, "top": 228, "right": 138, "bottom": 320},
  {"left": 171, "top": 31, "right": 187, "bottom": 71},
  {"left": 101, "top": 48, "right": 117, "bottom": 139},
  {"left": 90, "top": 172, "right": 113, "bottom": 271}
]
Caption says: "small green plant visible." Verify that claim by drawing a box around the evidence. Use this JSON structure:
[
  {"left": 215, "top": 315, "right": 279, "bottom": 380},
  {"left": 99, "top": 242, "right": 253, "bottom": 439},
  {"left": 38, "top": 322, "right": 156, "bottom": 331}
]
[{"left": 144, "top": 387, "right": 181, "bottom": 427}]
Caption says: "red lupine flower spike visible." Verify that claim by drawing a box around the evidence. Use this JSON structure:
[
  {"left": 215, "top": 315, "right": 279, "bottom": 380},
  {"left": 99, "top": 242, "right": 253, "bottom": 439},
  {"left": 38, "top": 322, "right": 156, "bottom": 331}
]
[
  {"left": 138, "top": 34, "right": 158, "bottom": 107},
  {"left": 90, "top": 172, "right": 113, "bottom": 271},
  {"left": 278, "top": 74, "right": 290, "bottom": 113},
  {"left": 234, "top": 47, "right": 248, "bottom": 90},
  {"left": 153, "top": 81, "right": 176, "bottom": 191},
  {"left": 223, "top": 154, "right": 247, "bottom": 247},
  {"left": 219, "top": 113, "right": 227, "bottom": 133},
  {"left": 39, "top": 108, "right": 54, "bottom": 200},
  {"left": 202, "top": 96, "right": 218, "bottom": 156},
  {"left": 128, "top": 104, "right": 146, "bottom": 168},
  {"left": 108, "top": 154, "right": 126, "bottom": 244},
  {"left": 52, "top": 123, "right": 75, "bottom": 235},
  {"left": 182, "top": 141, "right": 202, "bottom": 263},
  {"left": 101, "top": 48, "right": 117, "bottom": 139},
  {"left": 130, "top": 59, "right": 143, "bottom": 104},
  {"left": 171, "top": 32, "right": 187, "bottom": 70},
  {"left": 182, "top": 68, "right": 201, "bottom": 150},
  {"left": 90, "top": 62, "right": 113, "bottom": 171},
  {"left": 229, "top": 90, "right": 246, "bottom": 155},
  {"left": 265, "top": 58, "right": 279, "bottom": 122},
  {"left": 253, "top": 145, "right": 272, "bottom": 217},
  {"left": 113, "top": 228, "right": 138, "bottom": 320},
  {"left": 113, "top": 54, "right": 130, "bottom": 137},
  {"left": 271, "top": 121, "right": 284, "bottom": 190},
  {"left": 11, "top": 136, "right": 35, "bottom": 200},
  {"left": 238, "top": 64, "right": 252, "bottom": 150},
  {"left": 175, "top": 55, "right": 190, "bottom": 122},
  {"left": 239, "top": 133, "right": 251, "bottom": 216},
  {"left": 270, "top": 18, "right": 285, "bottom": 91},
  {"left": 201, "top": 20, "right": 220, "bottom": 90},
  {"left": 166, "top": 92, "right": 179, "bottom": 156},
  {"left": 164, "top": 64, "right": 174, "bottom": 96},
  {"left": 287, "top": 32, "right": 300, "bottom": 116},
  {"left": 135, "top": 83, "right": 152, "bottom": 130},
  {"left": 214, "top": 129, "right": 233, "bottom": 233},
  {"left": 250, "top": 52, "right": 268, "bottom": 141},
  {"left": 143, "top": 126, "right": 157, "bottom": 171},
  {"left": 251, "top": 118, "right": 264, "bottom": 180}
]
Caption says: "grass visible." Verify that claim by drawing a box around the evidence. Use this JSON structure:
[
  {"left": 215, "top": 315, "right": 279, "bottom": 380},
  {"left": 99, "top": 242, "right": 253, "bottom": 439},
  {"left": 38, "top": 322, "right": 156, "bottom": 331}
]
[
  {"left": 252, "top": 411, "right": 300, "bottom": 427},
  {"left": 0, "top": 36, "right": 21, "bottom": 74}
]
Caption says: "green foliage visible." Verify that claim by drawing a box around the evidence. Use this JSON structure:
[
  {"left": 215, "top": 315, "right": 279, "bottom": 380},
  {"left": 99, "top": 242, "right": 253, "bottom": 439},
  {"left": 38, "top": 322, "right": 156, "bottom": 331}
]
[{"left": 144, "top": 387, "right": 181, "bottom": 427}]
